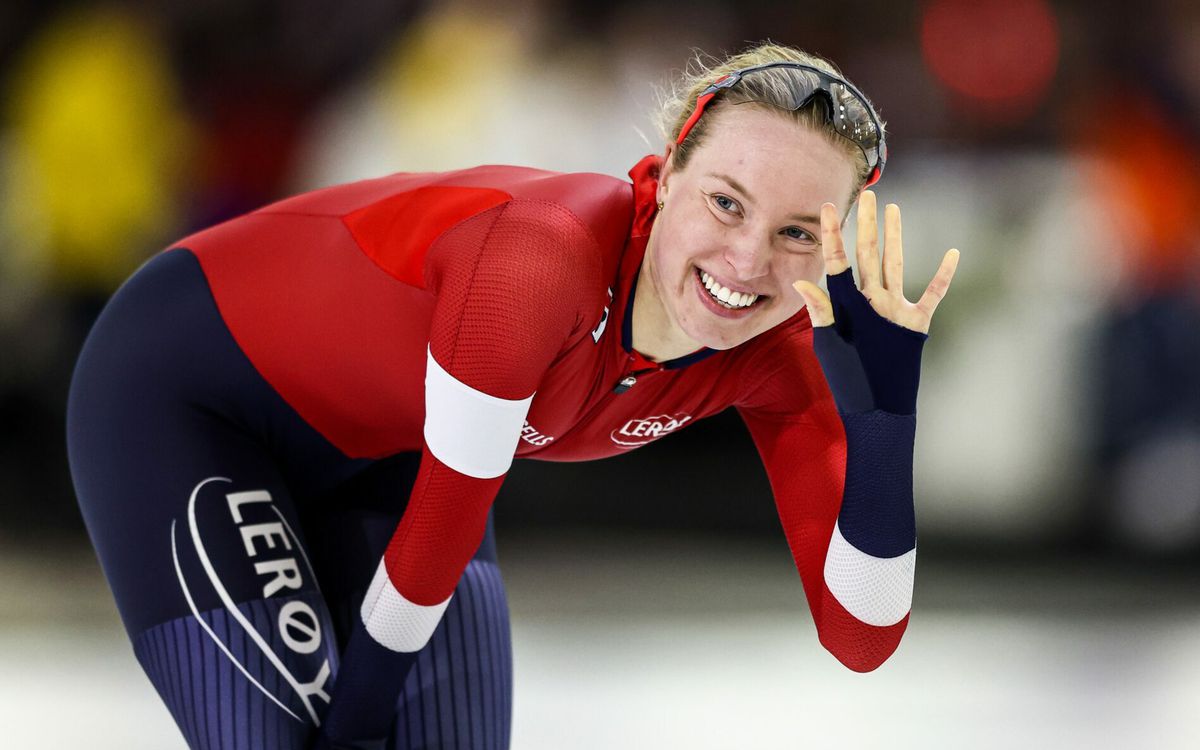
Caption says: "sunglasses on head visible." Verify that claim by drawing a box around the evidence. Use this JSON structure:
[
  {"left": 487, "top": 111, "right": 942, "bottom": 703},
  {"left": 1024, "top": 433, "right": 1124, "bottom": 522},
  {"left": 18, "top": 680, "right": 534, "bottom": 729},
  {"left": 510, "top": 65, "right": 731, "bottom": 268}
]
[{"left": 675, "top": 61, "right": 887, "bottom": 188}]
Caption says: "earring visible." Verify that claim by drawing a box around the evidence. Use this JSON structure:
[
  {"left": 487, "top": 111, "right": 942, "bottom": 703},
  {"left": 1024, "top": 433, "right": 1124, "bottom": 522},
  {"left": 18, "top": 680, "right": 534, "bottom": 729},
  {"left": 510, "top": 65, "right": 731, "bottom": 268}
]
[{"left": 657, "top": 201, "right": 665, "bottom": 211}]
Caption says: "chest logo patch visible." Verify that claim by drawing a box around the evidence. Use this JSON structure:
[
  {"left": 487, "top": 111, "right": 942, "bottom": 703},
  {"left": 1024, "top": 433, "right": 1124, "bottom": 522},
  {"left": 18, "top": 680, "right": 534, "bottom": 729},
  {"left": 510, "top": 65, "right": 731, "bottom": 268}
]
[{"left": 611, "top": 413, "right": 692, "bottom": 447}]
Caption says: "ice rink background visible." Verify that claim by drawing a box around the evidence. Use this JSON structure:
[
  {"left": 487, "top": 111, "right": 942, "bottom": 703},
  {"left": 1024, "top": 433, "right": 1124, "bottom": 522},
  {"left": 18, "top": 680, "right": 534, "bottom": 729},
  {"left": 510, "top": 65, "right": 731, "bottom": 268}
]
[
  {"left": 3, "top": 531, "right": 1199, "bottom": 749},
  {"left": 3, "top": 0, "right": 1200, "bottom": 747}
]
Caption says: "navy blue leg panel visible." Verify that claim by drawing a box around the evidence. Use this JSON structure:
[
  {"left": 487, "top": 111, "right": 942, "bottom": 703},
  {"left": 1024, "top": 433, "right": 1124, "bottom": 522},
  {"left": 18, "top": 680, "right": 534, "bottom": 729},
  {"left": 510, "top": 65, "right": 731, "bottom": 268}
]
[
  {"left": 394, "top": 556, "right": 512, "bottom": 750},
  {"left": 133, "top": 593, "right": 334, "bottom": 749},
  {"left": 69, "top": 248, "right": 513, "bottom": 749},
  {"left": 68, "top": 249, "right": 353, "bottom": 747}
]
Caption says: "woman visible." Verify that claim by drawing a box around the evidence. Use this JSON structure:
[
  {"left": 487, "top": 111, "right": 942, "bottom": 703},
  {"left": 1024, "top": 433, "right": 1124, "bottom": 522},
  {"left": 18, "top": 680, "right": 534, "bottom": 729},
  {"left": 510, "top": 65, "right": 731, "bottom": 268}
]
[{"left": 67, "top": 42, "right": 958, "bottom": 749}]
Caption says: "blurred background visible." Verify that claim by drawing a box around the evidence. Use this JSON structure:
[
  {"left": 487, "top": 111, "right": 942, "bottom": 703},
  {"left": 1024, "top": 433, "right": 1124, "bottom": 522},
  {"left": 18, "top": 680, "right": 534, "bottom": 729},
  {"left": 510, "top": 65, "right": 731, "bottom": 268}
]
[{"left": 1, "top": 0, "right": 1199, "bottom": 747}]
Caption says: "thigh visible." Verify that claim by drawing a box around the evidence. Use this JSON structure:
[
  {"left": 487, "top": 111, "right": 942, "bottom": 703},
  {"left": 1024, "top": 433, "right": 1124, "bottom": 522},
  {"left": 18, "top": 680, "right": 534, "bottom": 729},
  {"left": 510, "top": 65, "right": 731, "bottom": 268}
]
[
  {"left": 68, "top": 250, "right": 342, "bottom": 749},
  {"left": 73, "top": 410, "right": 340, "bottom": 749}
]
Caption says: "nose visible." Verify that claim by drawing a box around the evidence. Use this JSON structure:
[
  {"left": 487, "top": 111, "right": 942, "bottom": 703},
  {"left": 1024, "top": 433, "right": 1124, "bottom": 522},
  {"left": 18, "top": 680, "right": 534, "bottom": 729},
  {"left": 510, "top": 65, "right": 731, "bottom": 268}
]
[{"left": 721, "top": 233, "right": 770, "bottom": 281}]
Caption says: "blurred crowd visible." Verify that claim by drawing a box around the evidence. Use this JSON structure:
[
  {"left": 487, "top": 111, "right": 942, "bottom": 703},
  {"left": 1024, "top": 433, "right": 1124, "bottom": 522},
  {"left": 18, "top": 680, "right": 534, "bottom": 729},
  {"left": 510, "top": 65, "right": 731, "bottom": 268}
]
[{"left": 1, "top": 0, "right": 1198, "bottom": 555}]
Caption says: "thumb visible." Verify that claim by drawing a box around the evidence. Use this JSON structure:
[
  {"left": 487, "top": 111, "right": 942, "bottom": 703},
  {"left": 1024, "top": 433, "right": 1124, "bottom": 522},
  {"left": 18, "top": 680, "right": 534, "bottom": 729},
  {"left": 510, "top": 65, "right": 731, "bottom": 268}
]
[{"left": 793, "top": 280, "right": 835, "bottom": 327}]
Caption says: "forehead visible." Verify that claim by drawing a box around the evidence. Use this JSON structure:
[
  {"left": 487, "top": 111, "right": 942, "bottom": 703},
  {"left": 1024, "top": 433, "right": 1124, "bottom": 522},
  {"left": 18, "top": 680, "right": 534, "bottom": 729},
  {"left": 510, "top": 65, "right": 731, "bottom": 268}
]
[{"left": 680, "top": 104, "right": 857, "bottom": 212}]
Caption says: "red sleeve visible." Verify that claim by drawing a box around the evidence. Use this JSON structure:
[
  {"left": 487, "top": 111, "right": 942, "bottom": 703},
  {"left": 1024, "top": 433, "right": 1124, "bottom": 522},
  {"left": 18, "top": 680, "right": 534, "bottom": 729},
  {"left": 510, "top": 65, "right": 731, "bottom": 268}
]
[
  {"left": 736, "top": 323, "right": 909, "bottom": 672},
  {"left": 360, "top": 198, "right": 602, "bottom": 650}
]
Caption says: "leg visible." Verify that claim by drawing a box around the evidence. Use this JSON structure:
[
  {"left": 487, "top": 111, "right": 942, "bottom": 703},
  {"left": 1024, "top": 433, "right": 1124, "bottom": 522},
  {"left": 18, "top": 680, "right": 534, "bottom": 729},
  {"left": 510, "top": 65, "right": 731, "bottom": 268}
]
[
  {"left": 68, "top": 249, "right": 351, "bottom": 748},
  {"left": 394, "top": 540, "right": 512, "bottom": 750},
  {"left": 129, "top": 473, "right": 338, "bottom": 749}
]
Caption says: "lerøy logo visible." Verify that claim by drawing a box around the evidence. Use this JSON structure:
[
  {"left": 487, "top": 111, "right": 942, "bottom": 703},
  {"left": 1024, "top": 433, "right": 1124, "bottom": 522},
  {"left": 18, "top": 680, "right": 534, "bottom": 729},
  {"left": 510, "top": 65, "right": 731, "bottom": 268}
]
[
  {"left": 170, "top": 477, "right": 331, "bottom": 727},
  {"left": 611, "top": 413, "right": 692, "bottom": 447}
]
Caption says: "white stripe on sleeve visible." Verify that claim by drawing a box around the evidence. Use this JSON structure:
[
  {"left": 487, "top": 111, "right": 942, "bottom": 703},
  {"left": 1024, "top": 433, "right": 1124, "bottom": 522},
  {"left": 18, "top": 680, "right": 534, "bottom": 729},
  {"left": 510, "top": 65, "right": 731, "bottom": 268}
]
[
  {"left": 423, "top": 346, "right": 533, "bottom": 479},
  {"left": 823, "top": 522, "right": 915, "bottom": 627},
  {"left": 360, "top": 560, "right": 452, "bottom": 653}
]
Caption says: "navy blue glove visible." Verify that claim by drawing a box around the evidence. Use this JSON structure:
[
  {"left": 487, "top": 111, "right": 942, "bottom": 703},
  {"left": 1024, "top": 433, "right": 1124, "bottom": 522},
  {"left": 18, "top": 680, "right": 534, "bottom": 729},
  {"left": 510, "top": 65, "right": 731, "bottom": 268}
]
[
  {"left": 809, "top": 267, "right": 927, "bottom": 558},
  {"left": 811, "top": 268, "right": 928, "bottom": 416}
]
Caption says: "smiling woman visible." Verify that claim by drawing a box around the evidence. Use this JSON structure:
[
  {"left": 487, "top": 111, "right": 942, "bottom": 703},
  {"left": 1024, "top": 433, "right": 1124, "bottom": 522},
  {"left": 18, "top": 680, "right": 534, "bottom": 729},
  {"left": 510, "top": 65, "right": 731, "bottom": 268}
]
[
  {"left": 67, "top": 40, "right": 957, "bottom": 750},
  {"left": 637, "top": 109, "right": 857, "bottom": 356},
  {"left": 637, "top": 45, "right": 891, "bottom": 359}
]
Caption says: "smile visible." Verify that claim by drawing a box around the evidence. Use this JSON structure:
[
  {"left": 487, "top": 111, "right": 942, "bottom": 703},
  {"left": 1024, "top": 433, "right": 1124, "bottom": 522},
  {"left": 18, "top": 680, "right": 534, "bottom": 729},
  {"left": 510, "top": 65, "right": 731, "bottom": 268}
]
[{"left": 696, "top": 269, "right": 763, "bottom": 310}]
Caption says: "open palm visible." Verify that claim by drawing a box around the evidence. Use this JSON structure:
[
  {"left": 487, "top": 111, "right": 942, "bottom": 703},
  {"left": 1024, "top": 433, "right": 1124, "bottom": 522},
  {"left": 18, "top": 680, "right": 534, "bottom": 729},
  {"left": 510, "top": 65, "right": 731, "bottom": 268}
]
[{"left": 794, "top": 191, "right": 959, "bottom": 334}]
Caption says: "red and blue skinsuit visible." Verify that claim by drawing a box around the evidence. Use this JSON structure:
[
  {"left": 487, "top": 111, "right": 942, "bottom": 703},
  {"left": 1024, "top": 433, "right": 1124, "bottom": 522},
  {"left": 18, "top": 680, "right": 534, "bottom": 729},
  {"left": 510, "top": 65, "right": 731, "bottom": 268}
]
[{"left": 68, "top": 154, "right": 920, "bottom": 750}]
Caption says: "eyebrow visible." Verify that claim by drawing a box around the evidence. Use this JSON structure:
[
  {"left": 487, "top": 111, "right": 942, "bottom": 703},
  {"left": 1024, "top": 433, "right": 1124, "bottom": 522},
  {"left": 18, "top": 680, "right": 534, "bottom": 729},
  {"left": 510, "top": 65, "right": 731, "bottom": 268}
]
[{"left": 706, "top": 172, "right": 821, "bottom": 225}]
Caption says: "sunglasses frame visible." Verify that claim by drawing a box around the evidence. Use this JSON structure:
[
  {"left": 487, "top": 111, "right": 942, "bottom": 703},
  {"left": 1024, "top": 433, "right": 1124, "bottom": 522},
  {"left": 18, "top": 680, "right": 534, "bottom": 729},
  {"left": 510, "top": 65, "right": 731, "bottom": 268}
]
[{"left": 674, "top": 61, "right": 887, "bottom": 187}]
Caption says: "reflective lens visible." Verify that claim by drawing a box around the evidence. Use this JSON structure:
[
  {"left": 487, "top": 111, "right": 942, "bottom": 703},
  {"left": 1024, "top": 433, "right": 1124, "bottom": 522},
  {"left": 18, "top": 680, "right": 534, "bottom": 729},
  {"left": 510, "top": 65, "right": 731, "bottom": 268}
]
[
  {"left": 730, "top": 65, "right": 883, "bottom": 169},
  {"left": 678, "top": 62, "right": 886, "bottom": 184}
]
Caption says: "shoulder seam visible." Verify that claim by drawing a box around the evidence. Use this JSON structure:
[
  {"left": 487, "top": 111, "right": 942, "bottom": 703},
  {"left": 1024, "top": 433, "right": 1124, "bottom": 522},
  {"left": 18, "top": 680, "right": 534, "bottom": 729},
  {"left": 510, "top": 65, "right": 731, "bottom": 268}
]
[
  {"left": 254, "top": 208, "right": 345, "bottom": 219},
  {"left": 502, "top": 196, "right": 605, "bottom": 253},
  {"left": 501, "top": 197, "right": 607, "bottom": 333},
  {"left": 444, "top": 202, "right": 511, "bottom": 375}
]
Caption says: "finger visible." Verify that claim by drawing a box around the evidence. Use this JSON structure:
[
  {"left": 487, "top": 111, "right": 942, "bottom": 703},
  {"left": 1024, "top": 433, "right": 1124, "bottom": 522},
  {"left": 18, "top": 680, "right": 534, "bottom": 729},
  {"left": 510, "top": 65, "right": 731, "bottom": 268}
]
[
  {"left": 793, "top": 279, "right": 834, "bottom": 327},
  {"left": 855, "top": 190, "right": 880, "bottom": 290},
  {"left": 820, "top": 202, "right": 849, "bottom": 275},
  {"left": 882, "top": 202, "right": 904, "bottom": 294},
  {"left": 916, "top": 248, "right": 960, "bottom": 318}
]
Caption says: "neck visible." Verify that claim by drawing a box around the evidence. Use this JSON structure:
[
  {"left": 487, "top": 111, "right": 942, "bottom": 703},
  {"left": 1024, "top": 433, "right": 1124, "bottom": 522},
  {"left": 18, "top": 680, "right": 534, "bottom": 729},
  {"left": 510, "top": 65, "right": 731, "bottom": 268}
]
[{"left": 630, "top": 239, "right": 705, "bottom": 363}]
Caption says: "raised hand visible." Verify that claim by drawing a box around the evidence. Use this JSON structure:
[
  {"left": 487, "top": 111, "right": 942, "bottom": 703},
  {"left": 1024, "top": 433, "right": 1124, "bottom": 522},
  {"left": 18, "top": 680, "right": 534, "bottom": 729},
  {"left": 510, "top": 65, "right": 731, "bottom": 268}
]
[{"left": 793, "top": 191, "right": 959, "bottom": 334}]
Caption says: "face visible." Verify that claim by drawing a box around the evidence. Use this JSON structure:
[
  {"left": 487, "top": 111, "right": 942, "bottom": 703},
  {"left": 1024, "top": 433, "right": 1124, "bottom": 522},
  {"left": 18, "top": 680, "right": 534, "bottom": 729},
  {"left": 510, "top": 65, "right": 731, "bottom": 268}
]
[{"left": 644, "top": 104, "right": 858, "bottom": 352}]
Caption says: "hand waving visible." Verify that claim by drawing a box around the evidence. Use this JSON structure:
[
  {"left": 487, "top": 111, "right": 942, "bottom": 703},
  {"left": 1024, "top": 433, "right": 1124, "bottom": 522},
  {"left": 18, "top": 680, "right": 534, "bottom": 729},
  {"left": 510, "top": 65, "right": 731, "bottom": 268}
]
[{"left": 793, "top": 191, "right": 959, "bottom": 334}]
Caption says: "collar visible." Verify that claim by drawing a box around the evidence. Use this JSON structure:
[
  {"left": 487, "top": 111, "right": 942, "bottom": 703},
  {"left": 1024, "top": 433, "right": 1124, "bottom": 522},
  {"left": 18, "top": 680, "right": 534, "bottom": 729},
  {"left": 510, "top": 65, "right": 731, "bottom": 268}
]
[
  {"left": 628, "top": 153, "right": 664, "bottom": 240},
  {"left": 616, "top": 154, "right": 720, "bottom": 371}
]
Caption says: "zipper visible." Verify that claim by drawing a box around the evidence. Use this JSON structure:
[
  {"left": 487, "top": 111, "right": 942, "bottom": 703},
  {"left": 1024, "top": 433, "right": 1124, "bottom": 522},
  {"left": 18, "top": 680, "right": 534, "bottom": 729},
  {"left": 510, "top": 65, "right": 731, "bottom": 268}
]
[
  {"left": 612, "top": 366, "right": 659, "bottom": 394},
  {"left": 535, "top": 351, "right": 663, "bottom": 455}
]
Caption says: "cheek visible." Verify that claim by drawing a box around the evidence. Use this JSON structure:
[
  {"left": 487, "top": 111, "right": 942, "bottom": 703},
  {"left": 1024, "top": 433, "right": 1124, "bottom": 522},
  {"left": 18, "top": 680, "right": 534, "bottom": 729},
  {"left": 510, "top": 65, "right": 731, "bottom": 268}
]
[
  {"left": 775, "top": 252, "right": 824, "bottom": 293},
  {"left": 661, "top": 204, "right": 722, "bottom": 260},
  {"left": 651, "top": 217, "right": 685, "bottom": 269},
  {"left": 790, "top": 252, "right": 826, "bottom": 284},
  {"left": 656, "top": 228, "right": 714, "bottom": 285},
  {"left": 766, "top": 254, "right": 821, "bottom": 318},
  {"left": 650, "top": 240, "right": 685, "bottom": 296}
]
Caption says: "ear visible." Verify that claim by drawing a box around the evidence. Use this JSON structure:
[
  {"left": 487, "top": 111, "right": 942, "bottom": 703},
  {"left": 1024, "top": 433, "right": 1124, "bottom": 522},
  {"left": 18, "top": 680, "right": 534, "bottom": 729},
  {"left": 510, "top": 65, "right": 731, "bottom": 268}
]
[{"left": 658, "top": 142, "right": 677, "bottom": 203}]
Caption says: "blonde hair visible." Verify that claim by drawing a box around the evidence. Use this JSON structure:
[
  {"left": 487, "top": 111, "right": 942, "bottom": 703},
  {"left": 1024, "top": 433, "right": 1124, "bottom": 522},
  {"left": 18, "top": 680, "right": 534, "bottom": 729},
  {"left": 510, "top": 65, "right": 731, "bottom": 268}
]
[{"left": 657, "top": 42, "right": 884, "bottom": 191}]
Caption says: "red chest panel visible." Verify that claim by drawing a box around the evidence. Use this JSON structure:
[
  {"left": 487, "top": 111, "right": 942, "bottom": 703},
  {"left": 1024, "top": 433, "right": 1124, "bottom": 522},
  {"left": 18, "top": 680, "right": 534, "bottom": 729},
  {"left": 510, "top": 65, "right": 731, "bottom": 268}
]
[{"left": 343, "top": 186, "right": 510, "bottom": 288}]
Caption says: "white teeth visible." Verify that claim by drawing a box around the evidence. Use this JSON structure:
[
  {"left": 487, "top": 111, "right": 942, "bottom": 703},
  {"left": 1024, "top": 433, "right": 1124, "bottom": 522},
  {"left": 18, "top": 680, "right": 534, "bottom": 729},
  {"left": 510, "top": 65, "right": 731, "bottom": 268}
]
[{"left": 698, "top": 270, "right": 759, "bottom": 309}]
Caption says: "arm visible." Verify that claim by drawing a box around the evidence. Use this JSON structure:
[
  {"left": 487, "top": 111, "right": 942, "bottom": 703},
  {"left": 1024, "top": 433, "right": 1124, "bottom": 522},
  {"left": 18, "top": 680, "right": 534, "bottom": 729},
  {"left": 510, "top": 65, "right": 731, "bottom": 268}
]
[
  {"left": 742, "top": 192, "right": 958, "bottom": 673},
  {"left": 738, "top": 327, "right": 917, "bottom": 673},
  {"left": 317, "top": 199, "right": 600, "bottom": 748}
]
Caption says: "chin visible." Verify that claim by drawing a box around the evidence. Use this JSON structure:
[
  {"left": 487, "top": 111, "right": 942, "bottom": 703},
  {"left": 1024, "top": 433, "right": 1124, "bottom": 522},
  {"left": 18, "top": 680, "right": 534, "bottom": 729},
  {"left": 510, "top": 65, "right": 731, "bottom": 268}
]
[{"left": 679, "top": 312, "right": 757, "bottom": 351}]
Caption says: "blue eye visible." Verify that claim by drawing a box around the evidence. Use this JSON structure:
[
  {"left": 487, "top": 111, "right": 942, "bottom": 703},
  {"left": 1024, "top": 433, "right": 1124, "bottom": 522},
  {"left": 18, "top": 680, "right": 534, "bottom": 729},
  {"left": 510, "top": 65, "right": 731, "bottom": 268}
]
[
  {"left": 712, "top": 194, "right": 739, "bottom": 213},
  {"left": 782, "top": 226, "right": 816, "bottom": 244}
]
